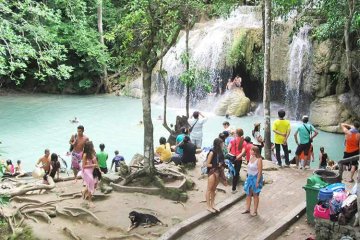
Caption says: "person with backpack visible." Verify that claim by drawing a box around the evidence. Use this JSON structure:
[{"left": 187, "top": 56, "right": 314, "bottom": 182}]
[
  {"left": 206, "top": 138, "right": 226, "bottom": 213},
  {"left": 294, "top": 115, "right": 318, "bottom": 169}
]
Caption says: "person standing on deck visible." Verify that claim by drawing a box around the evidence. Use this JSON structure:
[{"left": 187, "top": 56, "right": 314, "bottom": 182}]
[
  {"left": 272, "top": 109, "right": 291, "bottom": 167},
  {"left": 341, "top": 122, "right": 360, "bottom": 182},
  {"left": 294, "top": 115, "right": 318, "bottom": 169}
]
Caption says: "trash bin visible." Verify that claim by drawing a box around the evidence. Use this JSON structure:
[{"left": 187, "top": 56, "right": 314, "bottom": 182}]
[
  {"left": 303, "top": 174, "right": 328, "bottom": 224},
  {"left": 314, "top": 169, "right": 341, "bottom": 184}
]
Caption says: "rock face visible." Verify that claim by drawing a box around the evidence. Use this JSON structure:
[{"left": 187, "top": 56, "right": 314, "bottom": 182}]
[
  {"left": 215, "top": 88, "right": 250, "bottom": 117},
  {"left": 310, "top": 95, "right": 356, "bottom": 133}
]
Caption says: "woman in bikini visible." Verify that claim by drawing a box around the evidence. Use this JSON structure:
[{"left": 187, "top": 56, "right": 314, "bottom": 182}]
[
  {"left": 206, "top": 138, "right": 227, "bottom": 213},
  {"left": 242, "top": 146, "right": 263, "bottom": 216},
  {"left": 82, "top": 141, "right": 99, "bottom": 207}
]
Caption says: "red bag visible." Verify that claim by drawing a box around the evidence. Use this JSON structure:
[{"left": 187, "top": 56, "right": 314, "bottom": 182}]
[{"left": 313, "top": 204, "right": 330, "bottom": 220}]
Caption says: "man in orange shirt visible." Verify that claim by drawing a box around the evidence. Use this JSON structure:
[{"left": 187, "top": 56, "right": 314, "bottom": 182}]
[{"left": 341, "top": 122, "right": 360, "bottom": 182}]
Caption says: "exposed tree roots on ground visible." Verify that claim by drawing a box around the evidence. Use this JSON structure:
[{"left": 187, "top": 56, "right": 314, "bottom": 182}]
[{"left": 0, "top": 192, "right": 102, "bottom": 236}]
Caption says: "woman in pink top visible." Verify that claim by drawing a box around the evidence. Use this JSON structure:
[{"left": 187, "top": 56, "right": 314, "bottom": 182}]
[
  {"left": 227, "top": 128, "right": 247, "bottom": 193},
  {"left": 82, "top": 141, "right": 99, "bottom": 207}
]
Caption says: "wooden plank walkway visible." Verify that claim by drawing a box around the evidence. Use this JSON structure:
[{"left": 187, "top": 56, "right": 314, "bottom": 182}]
[{"left": 177, "top": 168, "right": 311, "bottom": 240}]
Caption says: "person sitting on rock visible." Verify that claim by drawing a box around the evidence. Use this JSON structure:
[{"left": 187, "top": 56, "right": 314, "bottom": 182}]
[
  {"left": 172, "top": 136, "right": 196, "bottom": 166},
  {"left": 155, "top": 137, "right": 172, "bottom": 163}
]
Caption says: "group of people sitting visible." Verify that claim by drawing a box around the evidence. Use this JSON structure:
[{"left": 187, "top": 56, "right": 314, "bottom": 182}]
[{"left": 0, "top": 159, "right": 25, "bottom": 178}]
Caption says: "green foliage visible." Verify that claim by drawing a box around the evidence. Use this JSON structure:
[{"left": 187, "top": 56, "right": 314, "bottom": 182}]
[
  {"left": 0, "top": 195, "right": 9, "bottom": 206},
  {"left": 312, "top": 0, "right": 360, "bottom": 41},
  {"left": 0, "top": 0, "right": 73, "bottom": 85},
  {"left": 78, "top": 79, "right": 93, "bottom": 90},
  {"left": 227, "top": 29, "right": 264, "bottom": 79},
  {"left": 208, "top": 0, "right": 241, "bottom": 17},
  {"left": 179, "top": 66, "right": 211, "bottom": 92},
  {"left": 112, "top": 0, "right": 182, "bottom": 72},
  {"left": 273, "top": 0, "right": 305, "bottom": 19}
]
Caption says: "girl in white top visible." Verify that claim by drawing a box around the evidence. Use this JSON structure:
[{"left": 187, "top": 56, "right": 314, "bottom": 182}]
[{"left": 242, "top": 146, "right": 263, "bottom": 216}]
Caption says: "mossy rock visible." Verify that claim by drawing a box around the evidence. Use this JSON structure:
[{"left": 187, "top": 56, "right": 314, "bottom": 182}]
[{"left": 185, "top": 179, "right": 195, "bottom": 190}]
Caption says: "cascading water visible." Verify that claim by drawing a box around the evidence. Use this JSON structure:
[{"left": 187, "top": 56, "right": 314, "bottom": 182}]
[
  {"left": 285, "top": 25, "right": 313, "bottom": 119},
  {"left": 159, "top": 6, "right": 262, "bottom": 108}
]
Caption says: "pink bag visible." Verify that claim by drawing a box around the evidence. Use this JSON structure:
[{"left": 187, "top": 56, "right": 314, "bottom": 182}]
[{"left": 313, "top": 204, "right": 330, "bottom": 219}]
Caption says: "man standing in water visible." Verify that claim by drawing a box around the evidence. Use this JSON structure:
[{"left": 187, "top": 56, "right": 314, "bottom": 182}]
[
  {"left": 272, "top": 109, "right": 291, "bottom": 167},
  {"left": 341, "top": 121, "right": 360, "bottom": 182},
  {"left": 69, "top": 125, "right": 89, "bottom": 178},
  {"left": 294, "top": 115, "right": 318, "bottom": 169}
]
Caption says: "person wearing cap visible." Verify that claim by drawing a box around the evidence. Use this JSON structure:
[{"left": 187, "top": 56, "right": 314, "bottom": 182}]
[
  {"left": 188, "top": 111, "right": 207, "bottom": 149},
  {"left": 340, "top": 121, "right": 360, "bottom": 182},
  {"left": 272, "top": 109, "right": 291, "bottom": 167},
  {"left": 294, "top": 115, "right": 318, "bottom": 169}
]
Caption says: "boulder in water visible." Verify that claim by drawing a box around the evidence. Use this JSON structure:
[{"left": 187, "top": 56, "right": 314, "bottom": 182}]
[
  {"left": 310, "top": 95, "right": 357, "bottom": 133},
  {"left": 215, "top": 88, "right": 250, "bottom": 117}
]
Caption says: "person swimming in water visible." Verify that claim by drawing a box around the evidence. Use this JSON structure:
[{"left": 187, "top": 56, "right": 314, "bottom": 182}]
[{"left": 70, "top": 117, "right": 79, "bottom": 123}]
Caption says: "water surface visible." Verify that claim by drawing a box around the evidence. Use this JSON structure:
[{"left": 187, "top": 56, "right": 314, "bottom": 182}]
[{"left": 0, "top": 94, "right": 345, "bottom": 171}]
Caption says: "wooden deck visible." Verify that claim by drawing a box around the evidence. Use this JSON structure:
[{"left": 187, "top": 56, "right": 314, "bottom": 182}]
[{"left": 177, "top": 168, "right": 311, "bottom": 240}]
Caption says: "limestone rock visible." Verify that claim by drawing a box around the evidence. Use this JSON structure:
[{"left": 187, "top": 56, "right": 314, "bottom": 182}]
[
  {"left": 215, "top": 88, "right": 250, "bottom": 117},
  {"left": 130, "top": 153, "right": 146, "bottom": 166},
  {"left": 102, "top": 174, "right": 122, "bottom": 183},
  {"left": 262, "top": 161, "right": 279, "bottom": 171},
  {"left": 310, "top": 95, "right": 344, "bottom": 133}
]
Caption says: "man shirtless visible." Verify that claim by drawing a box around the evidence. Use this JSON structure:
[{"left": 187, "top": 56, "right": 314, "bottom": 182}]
[
  {"left": 69, "top": 125, "right": 89, "bottom": 178},
  {"left": 36, "top": 149, "right": 51, "bottom": 178}
]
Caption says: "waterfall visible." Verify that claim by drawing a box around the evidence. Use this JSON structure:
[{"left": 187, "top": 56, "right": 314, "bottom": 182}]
[
  {"left": 159, "top": 6, "right": 262, "bottom": 107},
  {"left": 285, "top": 25, "right": 312, "bottom": 119}
]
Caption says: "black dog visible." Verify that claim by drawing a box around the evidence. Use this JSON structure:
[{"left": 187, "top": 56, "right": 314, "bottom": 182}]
[{"left": 127, "top": 211, "right": 166, "bottom": 232}]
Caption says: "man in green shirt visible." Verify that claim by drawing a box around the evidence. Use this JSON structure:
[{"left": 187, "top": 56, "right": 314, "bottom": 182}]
[{"left": 97, "top": 143, "right": 108, "bottom": 174}]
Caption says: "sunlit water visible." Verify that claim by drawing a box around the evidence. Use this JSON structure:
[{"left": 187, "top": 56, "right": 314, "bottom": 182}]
[{"left": 0, "top": 94, "right": 345, "bottom": 171}]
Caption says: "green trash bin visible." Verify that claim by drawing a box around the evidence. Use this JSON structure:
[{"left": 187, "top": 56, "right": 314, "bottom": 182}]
[{"left": 303, "top": 175, "right": 328, "bottom": 224}]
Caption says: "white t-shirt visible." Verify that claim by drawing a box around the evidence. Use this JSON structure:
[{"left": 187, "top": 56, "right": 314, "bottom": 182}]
[{"left": 188, "top": 118, "right": 207, "bottom": 140}]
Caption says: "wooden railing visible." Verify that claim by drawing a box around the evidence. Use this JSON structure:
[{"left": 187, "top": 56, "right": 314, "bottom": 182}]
[{"left": 337, "top": 155, "right": 360, "bottom": 180}]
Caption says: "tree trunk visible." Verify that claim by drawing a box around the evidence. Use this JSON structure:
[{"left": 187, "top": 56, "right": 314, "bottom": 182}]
[
  {"left": 357, "top": 156, "right": 360, "bottom": 226},
  {"left": 159, "top": 59, "right": 174, "bottom": 135},
  {"left": 141, "top": 66, "right": 155, "bottom": 174},
  {"left": 185, "top": 25, "right": 190, "bottom": 119},
  {"left": 344, "top": 0, "right": 354, "bottom": 92},
  {"left": 96, "top": 0, "right": 109, "bottom": 94},
  {"left": 263, "top": 0, "right": 272, "bottom": 160}
]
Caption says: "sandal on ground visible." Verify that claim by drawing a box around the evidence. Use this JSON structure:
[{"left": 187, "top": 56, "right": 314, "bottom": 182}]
[
  {"left": 241, "top": 210, "right": 250, "bottom": 214},
  {"left": 251, "top": 212, "right": 258, "bottom": 217}
]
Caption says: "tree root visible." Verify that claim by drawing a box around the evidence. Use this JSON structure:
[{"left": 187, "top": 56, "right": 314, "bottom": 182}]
[
  {"left": 10, "top": 196, "right": 44, "bottom": 204},
  {"left": 63, "top": 206, "right": 100, "bottom": 222},
  {"left": 102, "top": 233, "right": 148, "bottom": 240},
  {"left": 0, "top": 176, "right": 55, "bottom": 197},
  {"left": 31, "top": 211, "right": 52, "bottom": 223},
  {"left": 63, "top": 227, "right": 81, "bottom": 240},
  {"left": 24, "top": 213, "right": 39, "bottom": 223},
  {"left": 5, "top": 216, "right": 15, "bottom": 234}
]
